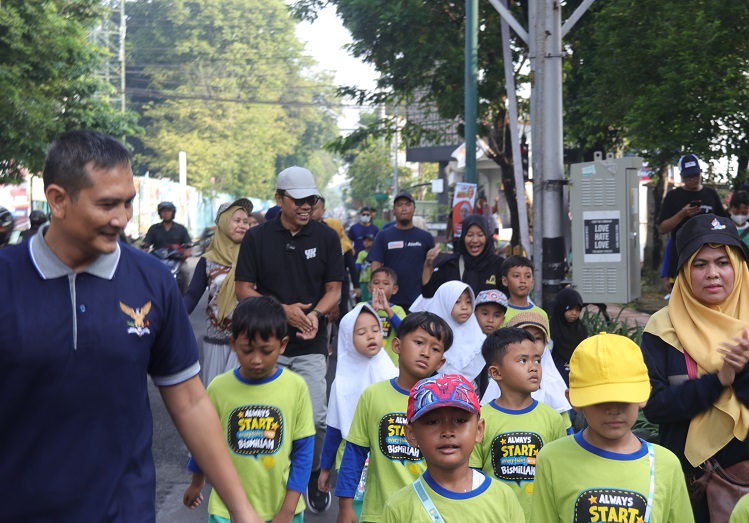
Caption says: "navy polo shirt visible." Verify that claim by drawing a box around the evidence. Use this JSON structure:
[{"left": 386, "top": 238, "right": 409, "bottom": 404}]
[
  {"left": 367, "top": 225, "right": 435, "bottom": 308},
  {"left": 0, "top": 228, "right": 200, "bottom": 522},
  {"left": 235, "top": 215, "right": 344, "bottom": 357}
]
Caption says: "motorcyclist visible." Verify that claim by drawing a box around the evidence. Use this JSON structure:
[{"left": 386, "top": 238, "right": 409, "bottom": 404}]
[
  {"left": 141, "top": 202, "right": 191, "bottom": 251},
  {"left": 0, "top": 206, "right": 14, "bottom": 248},
  {"left": 141, "top": 201, "right": 192, "bottom": 292},
  {"left": 20, "top": 210, "right": 48, "bottom": 242}
]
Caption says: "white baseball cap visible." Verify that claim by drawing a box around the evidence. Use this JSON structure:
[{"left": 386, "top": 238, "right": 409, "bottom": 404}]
[{"left": 277, "top": 166, "right": 321, "bottom": 199}]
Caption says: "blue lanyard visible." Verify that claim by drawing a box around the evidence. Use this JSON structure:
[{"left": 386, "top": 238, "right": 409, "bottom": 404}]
[
  {"left": 413, "top": 477, "right": 445, "bottom": 523},
  {"left": 644, "top": 442, "right": 655, "bottom": 523}
]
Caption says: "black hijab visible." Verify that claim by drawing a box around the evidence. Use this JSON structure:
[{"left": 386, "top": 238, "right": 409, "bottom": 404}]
[
  {"left": 450, "top": 214, "right": 503, "bottom": 294},
  {"left": 457, "top": 214, "right": 496, "bottom": 272},
  {"left": 550, "top": 288, "right": 588, "bottom": 365}
]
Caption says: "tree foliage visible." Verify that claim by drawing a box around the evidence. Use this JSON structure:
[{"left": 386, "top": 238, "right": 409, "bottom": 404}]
[
  {"left": 126, "top": 0, "right": 340, "bottom": 198},
  {"left": 294, "top": 0, "right": 529, "bottom": 245},
  {"left": 564, "top": 0, "right": 749, "bottom": 175},
  {"left": 0, "top": 1, "right": 140, "bottom": 183}
]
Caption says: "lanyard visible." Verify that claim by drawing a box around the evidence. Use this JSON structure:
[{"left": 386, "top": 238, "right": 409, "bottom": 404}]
[
  {"left": 644, "top": 442, "right": 655, "bottom": 523},
  {"left": 413, "top": 477, "right": 445, "bottom": 523}
]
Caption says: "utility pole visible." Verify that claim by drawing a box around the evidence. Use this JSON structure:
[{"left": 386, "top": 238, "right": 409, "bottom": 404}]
[
  {"left": 488, "top": 0, "right": 597, "bottom": 309},
  {"left": 465, "top": 0, "right": 478, "bottom": 184}
]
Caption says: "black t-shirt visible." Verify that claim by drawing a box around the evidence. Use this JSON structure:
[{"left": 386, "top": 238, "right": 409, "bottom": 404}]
[
  {"left": 658, "top": 187, "right": 727, "bottom": 278},
  {"left": 142, "top": 222, "right": 191, "bottom": 249},
  {"left": 235, "top": 216, "right": 344, "bottom": 357}
]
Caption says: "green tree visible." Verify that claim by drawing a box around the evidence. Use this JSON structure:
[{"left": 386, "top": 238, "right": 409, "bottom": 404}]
[
  {"left": 0, "top": 1, "right": 139, "bottom": 182},
  {"left": 295, "top": 0, "right": 529, "bottom": 247},
  {"left": 126, "top": 0, "right": 340, "bottom": 197}
]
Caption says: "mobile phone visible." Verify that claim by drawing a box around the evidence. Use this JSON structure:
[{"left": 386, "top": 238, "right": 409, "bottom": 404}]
[{"left": 689, "top": 200, "right": 701, "bottom": 207}]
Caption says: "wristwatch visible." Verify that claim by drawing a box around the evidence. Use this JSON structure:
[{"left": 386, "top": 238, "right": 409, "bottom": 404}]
[{"left": 312, "top": 309, "right": 324, "bottom": 320}]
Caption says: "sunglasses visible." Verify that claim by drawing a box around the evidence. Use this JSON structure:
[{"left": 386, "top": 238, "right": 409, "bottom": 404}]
[{"left": 282, "top": 191, "right": 320, "bottom": 207}]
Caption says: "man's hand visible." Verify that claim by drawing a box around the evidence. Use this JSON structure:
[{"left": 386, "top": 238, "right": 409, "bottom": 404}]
[
  {"left": 681, "top": 202, "right": 702, "bottom": 220},
  {"left": 283, "top": 303, "right": 314, "bottom": 332},
  {"left": 296, "top": 311, "right": 320, "bottom": 340}
]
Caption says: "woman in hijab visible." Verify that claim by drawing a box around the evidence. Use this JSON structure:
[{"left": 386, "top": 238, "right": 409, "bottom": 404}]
[
  {"left": 641, "top": 214, "right": 749, "bottom": 522},
  {"left": 421, "top": 214, "right": 507, "bottom": 299},
  {"left": 549, "top": 287, "right": 589, "bottom": 386},
  {"left": 183, "top": 198, "right": 252, "bottom": 386}
]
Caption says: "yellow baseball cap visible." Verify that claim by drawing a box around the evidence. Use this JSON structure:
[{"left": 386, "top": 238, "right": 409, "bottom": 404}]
[{"left": 568, "top": 332, "right": 651, "bottom": 408}]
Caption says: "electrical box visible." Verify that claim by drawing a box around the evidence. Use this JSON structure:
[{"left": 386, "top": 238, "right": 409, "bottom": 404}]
[{"left": 570, "top": 152, "right": 642, "bottom": 304}]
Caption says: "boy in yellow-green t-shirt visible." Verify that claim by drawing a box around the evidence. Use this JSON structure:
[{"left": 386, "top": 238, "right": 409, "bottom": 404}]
[
  {"left": 500, "top": 255, "right": 549, "bottom": 327},
  {"left": 359, "top": 266, "right": 406, "bottom": 366},
  {"left": 334, "top": 312, "right": 453, "bottom": 523},
  {"left": 382, "top": 373, "right": 524, "bottom": 523},
  {"left": 531, "top": 333, "right": 694, "bottom": 523},
  {"left": 470, "top": 327, "right": 567, "bottom": 522},
  {"left": 183, "top": 296, "right": 315, "bottom": 523}
]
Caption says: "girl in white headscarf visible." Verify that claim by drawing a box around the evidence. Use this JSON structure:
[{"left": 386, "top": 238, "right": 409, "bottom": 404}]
[
  {"left": 423, "top": 280, "right": 486, "bottom": 381},
  {"left": 318, "top": 304, "right": 398, "bottom": 492}
]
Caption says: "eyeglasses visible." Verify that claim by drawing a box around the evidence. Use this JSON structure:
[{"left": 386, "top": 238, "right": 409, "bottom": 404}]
[{"left": 282, "top": 192, "right": 320, "bottom": 207}]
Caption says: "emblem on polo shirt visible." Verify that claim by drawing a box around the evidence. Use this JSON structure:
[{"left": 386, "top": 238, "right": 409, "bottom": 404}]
[
  {"left": 119, "top": 301, "right": 152, "bottom": 337},
  {"left": 305, "top": 247, "right": 317, "bottom": 259}
]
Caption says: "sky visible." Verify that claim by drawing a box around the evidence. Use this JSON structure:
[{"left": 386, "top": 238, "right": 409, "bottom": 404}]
[{"left": 294, "top": 5, "right": 378, "bottom": 134}]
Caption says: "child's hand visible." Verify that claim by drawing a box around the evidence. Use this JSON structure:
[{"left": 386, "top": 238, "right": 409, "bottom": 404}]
[
  {"left": 372, "top": 288, "right": 385, "bottom": 311},
  {"left": 182, "top": 484, "right": 204, "bottom": 510},
  {"left": 270, "top": 512, "right": 294, "bottom": 523},
  {"left": 337, "top": 504, "right": 359, "bottom": 523},
  {"left": 318, "top": 468, "right": 332, "bottom": 493}
]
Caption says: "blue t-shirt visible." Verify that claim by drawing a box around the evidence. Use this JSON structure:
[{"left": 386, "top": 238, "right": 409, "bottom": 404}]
[
  {"left": 367, "top": 226, "right": 435, "bottom": 308},
  {"left": 0, "top": 235, "right": 200, "bottom": 522},
  {"left": 348, "top": 222, "right": 379, "bottom": 254}
]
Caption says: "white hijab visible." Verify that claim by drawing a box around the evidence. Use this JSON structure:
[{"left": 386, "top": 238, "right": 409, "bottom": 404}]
[
  {"left": 327, "top": 303, "right": 398, "bottom": 438},
  {"left": 423, "top": 281, "right": 486, "bottom": 381},
  {"left": 480, "top": 340, "right": 572, "bottom": 414}
]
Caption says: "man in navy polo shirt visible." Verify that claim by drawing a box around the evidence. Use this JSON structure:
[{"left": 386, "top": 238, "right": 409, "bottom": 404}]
[
  {"left": 235, "top": 165, "right": 343, "bottom": 513},
  {"left": 368, "top": 191, "right": 435, "bottom": 311},
  {"left": 0, "top": 131, "right": 260, "bottom": 523}
]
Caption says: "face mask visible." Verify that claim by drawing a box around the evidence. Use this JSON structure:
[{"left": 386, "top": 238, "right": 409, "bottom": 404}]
[
  {"left": 732, "top": 213, "right": 748, "bottom": 227},
  {"left": 361, "top": 215, "right": 371, "bottom": 223}
]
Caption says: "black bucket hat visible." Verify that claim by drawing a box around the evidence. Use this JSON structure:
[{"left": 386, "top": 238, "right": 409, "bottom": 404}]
[{"left": 675, "top": 214, "right": 749, "bottom": 270}]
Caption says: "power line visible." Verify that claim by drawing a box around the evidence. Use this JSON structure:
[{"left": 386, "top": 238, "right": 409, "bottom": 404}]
[{"left": 126, "top": 87, "right": 374, "bottom": 108}]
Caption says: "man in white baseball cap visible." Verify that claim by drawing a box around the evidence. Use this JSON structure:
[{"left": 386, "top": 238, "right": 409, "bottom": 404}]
[{"left": 235, "top": 165, "right": 343, "bottom": 513}]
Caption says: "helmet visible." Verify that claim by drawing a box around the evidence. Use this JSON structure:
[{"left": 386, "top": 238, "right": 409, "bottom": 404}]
[
  {"left": 29, "top": 210, "right": 47, "bottom": 227},
  {"left": 157, "top": 201, "right": 176, "bottom": 214},
  {"left": 0, "top": 206, "right": 14, "bottom": 246}
]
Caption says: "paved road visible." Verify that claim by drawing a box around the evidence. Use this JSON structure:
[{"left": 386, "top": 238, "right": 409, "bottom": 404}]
[{"left": 153, "top": 258, "right": 339, "bottom": 522}]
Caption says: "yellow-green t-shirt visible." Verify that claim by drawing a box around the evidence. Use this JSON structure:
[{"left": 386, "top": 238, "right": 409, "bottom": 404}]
[
  {"left": 382, "top": 470, "right": 524, "bottom": 523},
  {"left": 469, "top": 399, "right": 567, "bottom": 522},
  {"left": 346, "top": 378, "right": 426, "bottom": 522},
  {"left": 531, "top": 432, "right": 694, "bottom": 523},
  {"left": 206, "top": 367, "right": 315, "bottom": 521}
]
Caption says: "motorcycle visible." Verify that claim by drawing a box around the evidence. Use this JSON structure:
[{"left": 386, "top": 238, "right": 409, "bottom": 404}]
[{"left": 150, "top": 243, "right": 189, "bottom": 294}]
